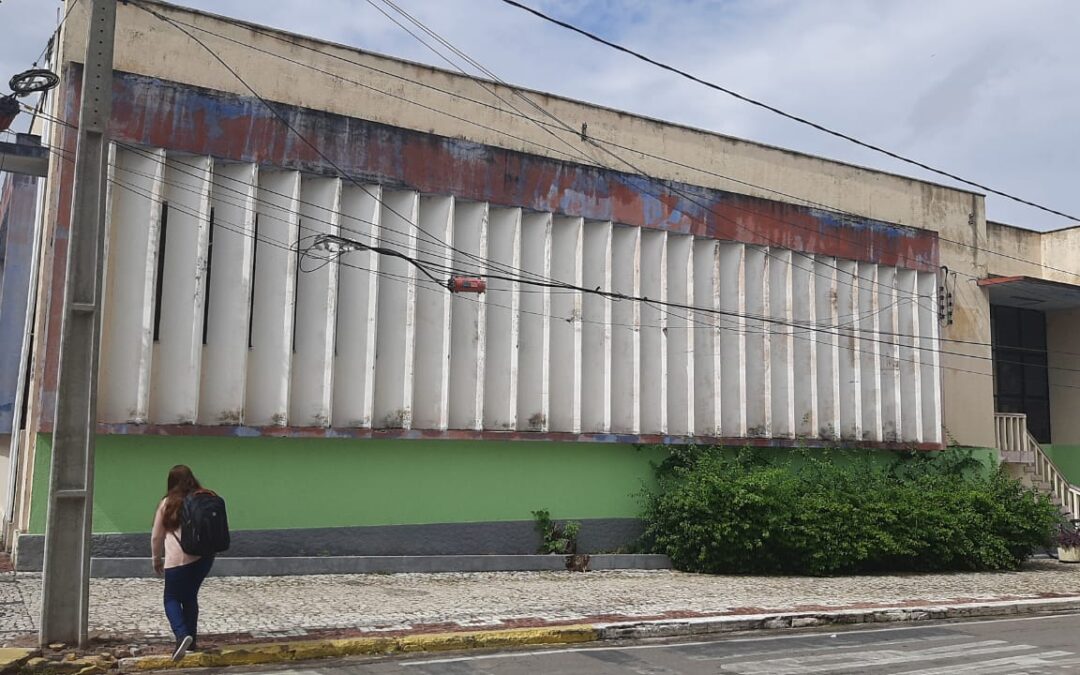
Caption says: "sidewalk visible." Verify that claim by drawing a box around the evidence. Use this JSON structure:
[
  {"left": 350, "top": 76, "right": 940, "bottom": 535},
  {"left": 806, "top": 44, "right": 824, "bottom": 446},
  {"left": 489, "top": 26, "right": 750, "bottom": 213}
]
[{"left": 3, "top": 560, "right": 1080, "bottom": 669}]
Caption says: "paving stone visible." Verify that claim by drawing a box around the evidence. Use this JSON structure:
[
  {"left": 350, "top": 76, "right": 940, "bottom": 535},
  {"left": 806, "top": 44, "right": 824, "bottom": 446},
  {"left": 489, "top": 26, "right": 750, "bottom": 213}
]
[{"left": 4, "top": 561, "right": 1080, "bottom": 641}]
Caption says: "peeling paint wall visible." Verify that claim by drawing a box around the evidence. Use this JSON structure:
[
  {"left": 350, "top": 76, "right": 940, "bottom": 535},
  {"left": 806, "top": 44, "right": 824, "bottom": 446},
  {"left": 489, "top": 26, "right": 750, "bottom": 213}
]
[
  {"left": 0, "top": 171, "right": 39, "bottom": 434},
  {"left": 38, "top": 0, "right": 1066, "bottom": 461},
  {"left": 80, "top": 143, "right": 942, "bottom": 445}
]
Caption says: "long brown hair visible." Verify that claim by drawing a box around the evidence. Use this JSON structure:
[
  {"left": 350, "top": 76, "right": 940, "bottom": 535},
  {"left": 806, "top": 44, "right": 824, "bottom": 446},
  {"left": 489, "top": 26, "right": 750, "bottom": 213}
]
[{"left": 161, "top": 465, "right": 202, "bottom": 530}]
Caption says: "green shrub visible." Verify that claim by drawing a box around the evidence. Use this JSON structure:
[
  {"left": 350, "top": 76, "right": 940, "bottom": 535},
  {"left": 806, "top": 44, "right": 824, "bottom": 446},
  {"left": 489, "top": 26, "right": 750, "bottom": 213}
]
[
  {"left": 640, "top": 447, "right": 1061, "bottom": 575},
  {"left": 532, "top": 509, "right": 581, "bottom": 554}
]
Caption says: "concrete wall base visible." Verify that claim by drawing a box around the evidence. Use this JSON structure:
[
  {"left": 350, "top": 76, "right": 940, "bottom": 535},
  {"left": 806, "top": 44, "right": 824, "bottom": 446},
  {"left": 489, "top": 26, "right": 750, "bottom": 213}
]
[
  {"left": 13, "top": 518, "right": 646, "bottom": 572},
  {"left": 75, "top": 554, "right": 671, "bottom": 578}
]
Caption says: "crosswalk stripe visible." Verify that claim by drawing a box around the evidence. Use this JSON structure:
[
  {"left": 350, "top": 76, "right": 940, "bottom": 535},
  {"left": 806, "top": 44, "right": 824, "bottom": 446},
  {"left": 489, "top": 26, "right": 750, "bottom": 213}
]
[
  {"left": 893, "top": 651, "right": 1080, "bottom": 675},
  {"left": 726, "top": 640, "right": 1037, "bottom": 674},
  {"left": 683, "top": 633, "right": 963, "bottom": 662}
]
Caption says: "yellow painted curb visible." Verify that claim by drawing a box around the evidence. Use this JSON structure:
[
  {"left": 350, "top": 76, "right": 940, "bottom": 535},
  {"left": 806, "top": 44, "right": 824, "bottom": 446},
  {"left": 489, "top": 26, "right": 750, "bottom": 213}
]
[
  {"left": 117, "top": 625, "right": 599, "bottom": 671},
  {"left": 0, "top": 648, "right": 34, "bottom": 674}
]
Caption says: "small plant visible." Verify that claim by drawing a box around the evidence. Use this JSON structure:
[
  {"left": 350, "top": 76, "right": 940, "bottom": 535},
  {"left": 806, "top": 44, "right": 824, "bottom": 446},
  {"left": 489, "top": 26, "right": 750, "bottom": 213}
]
[
  {"left": 1058, "top": 523, "right": 1080, "bottom": 548},
  {"left": 532, "top": 509, "right": 581, "bottom": 554}
]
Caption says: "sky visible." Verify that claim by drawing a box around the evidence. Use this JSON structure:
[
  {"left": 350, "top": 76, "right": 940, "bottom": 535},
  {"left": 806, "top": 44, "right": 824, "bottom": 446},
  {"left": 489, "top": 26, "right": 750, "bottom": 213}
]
[{"left": 1, "top": 0, "right": 1077, "bottom": 231}]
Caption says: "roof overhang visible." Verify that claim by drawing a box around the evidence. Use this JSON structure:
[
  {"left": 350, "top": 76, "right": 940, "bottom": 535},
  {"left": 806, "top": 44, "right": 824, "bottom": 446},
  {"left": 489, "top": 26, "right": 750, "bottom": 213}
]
[
  {"left": 979, "top": 275, "right": 1080, "bottom": 311},
  {"left": 0, "top": 135, "right": 47, "bottom": 178}
]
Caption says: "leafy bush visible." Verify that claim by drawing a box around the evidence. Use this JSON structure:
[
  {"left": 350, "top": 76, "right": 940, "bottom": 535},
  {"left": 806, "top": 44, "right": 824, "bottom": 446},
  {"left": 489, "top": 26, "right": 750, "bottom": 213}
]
[
  {"left": 640, "top": 447, "right": 1061, "bottom": 575},
  {"left": 532, "top": 509, "right": 581, "bottom": 554}
]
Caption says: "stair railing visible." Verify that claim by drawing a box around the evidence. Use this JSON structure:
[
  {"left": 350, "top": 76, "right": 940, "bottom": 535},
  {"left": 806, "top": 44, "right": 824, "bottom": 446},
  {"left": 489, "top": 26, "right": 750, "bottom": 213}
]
[{"left": 995, "top": 412, "right": 1080, "bottom": 522}]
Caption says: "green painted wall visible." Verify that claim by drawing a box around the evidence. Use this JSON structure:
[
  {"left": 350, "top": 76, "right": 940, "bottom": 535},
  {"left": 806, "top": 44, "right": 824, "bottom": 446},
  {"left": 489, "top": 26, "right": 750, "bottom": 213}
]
[
  {"left": 30, "top": 435, "right": 668, "bottom": 534},
  {"left": 1044, "top": 445, "right": 1080, "bottom": 485},
  {"left": 29, "top": 436, "right": 997, "bottom": 536},
  {"left": 685, "top": 446, "right": 999, "bottom": 474}
]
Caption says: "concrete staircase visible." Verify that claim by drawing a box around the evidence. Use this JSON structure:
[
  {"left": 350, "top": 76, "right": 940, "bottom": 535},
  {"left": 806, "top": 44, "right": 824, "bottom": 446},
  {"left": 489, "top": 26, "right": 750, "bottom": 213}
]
[
  {"left": 996, "top": 413, "right": 1080, "bottom": 523},
  {"left": 1021, "top": 465, "right": 1080, "bottom": 521}
]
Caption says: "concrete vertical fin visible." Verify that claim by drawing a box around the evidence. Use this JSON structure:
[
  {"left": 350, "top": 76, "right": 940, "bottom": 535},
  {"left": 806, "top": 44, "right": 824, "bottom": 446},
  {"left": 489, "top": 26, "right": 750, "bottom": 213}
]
[
  {"left": 517, "top": 212, "right": 552, "bottom": 431},
  {"left": 718, "top": 242, "right": 746, "bottom": 437},
  {"left": 413, "top": 195, "right": 454, "bottom": 430},
  {"left": 837, "top": 260, "right": 862, "bottom": 440},
  {"left": 246, "top": 170, "right": 301, "bottom": 427},
  {"left": 449, "top": 201, "right": 488, "bottom": 430},
  {"left": 99, "top": 146, "right": 165, "bottom": 423},
  {"left": 814, "top": 256, "right": 841, "bottom": 440},
  {"left": 693, "top": 239, "right": 722, "bottom": 436},
  {"left": 372, "top": 189, "right": 419, "bottom": 429},
  {"left": 549, "top": 216, "right": 583, "bottom": 433},
  {"left": 611, "top": 226, "right": 641, "bottom": 434},
  {"left": 333, "top": 184, "right": 382, "bottom": 428},
  {"left": 149, "top": 154, "right": 213, "bottom": 424},
  {"left": 744, "top": 246, "right": 771, "bottom": 437},
  {"left": 483, "top": 207, "right": 521, "bottom": 430},
  {"left": 582, "top": 220, "right": 613, "bottom": 433},
  {"left": 639, "top": 229, "right": 667, "bottom": 435},
  {"left": 290, "top": 176, "right": 341, "bottom": 427},
  {"left": 198, "top": 161, "right": 258, "bottom": 426},
  {"left": 877, "top": 266, "right": 901, "bottom": 441},
  {"left": 792, "top": 255, "right": 818, "bottom": 438},
  {"left": 918, "top": 271, "right": 943, "bottom": 443},
  {"left": 665, "top": 234, "right": 695, "bottom": 436},
  {"left": 769, "top": 249, "right": 795, "bottom": 438},
  {"left": 858, "top": 262, "right": 882, "bottom": 441},
  {"left": 898, "top": 268, "right": 923, "bottom": 442}
]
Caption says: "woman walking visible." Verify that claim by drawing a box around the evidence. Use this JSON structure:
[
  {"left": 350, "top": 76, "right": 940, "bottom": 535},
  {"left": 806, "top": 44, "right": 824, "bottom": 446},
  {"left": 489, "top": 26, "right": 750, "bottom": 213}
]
[{"left": 151, "top": 465, "right": 215, "bottom": 661}]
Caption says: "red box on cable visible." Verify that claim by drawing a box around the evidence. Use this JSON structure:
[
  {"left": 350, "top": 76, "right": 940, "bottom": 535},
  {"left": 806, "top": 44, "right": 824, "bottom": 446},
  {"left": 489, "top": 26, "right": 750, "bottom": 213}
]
[{"left": 448, "top": 276, "right": 486, "bottom": 293}]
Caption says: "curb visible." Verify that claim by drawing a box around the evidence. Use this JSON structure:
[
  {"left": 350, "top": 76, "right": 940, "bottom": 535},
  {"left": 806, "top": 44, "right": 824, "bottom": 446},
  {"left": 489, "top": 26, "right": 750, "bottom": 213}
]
[
  {"left": 84, "top": 554, "right": 671, "bottom": 578},
  {"left": 115, "top": 626, "right": 599, "bottom": 672},
  {"left": 595, "top": 596, "right": 1080, "bottom": 640},
  {"left": 44, "top": 595, "right": 1079, "bottom": 673}
]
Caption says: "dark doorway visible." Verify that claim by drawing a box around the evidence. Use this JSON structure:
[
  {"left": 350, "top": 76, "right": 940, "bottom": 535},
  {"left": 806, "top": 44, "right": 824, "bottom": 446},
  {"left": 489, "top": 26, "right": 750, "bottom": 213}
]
[{"left": 991, "top": 305, "right": 1051, "bottom": 443}]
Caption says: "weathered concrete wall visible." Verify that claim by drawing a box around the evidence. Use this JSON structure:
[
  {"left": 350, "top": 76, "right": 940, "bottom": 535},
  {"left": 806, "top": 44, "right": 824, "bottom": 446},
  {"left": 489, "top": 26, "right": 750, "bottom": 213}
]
[
  {"left": 0, "top": 433, "right": 9, "bottom": 530},
  {"left": 50, "top": 0, "right": 1075, "bottom": 453},
  {"left": 0, "top": 171, "right": 39, "bottom": 433},
  {"left": 56, "top": 1, "right": 982, "bottom": 233},
  {"left": 986, "top": 221, "right": 1046, "bottom": 278},
  {"left": 1047, "top": 308, "right": 1080, "bottom": 446},
  {"left": 1040, "top": 227, "right": 1080, "bottom": 285},
  {"left": 986, "top": 220, "right": 1080, "bottom": 284},
  {"left": 934, "top": 192, "right": 993, "bottom": 448},
  {"left": 51, "top": 2, "right": 981, "bottom": 442}
]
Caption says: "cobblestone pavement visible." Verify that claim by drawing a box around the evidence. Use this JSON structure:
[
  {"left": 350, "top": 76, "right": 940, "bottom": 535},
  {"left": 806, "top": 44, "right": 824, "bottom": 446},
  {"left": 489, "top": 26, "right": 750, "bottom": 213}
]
[{"left": 3, "top": 561, "right": 1080, "bottom": 643}]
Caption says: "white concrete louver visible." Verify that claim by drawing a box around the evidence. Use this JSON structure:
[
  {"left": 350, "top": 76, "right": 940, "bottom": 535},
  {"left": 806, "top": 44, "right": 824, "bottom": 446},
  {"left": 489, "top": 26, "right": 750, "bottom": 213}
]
[{"left": 97, "top": 148, "right": 943, "bottom": 443}]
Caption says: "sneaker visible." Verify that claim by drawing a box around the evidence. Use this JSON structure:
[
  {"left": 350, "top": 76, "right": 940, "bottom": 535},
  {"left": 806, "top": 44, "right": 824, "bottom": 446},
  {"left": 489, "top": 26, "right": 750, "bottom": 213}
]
[{"left": 172, "top": 635, "right": 193, "bottom": 662}]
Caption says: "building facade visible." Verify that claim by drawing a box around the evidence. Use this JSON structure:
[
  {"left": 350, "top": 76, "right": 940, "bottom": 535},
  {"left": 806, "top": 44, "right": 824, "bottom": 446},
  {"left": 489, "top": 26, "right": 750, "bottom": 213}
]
[{"left": 2, "top": 0, "right": 1079, "bottom": 569}]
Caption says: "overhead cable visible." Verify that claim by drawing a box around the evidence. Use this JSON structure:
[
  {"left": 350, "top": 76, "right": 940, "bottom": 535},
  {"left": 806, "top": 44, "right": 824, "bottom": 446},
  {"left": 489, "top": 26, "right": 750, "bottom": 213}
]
[{"left": 497, "top": 0, "right": 1080, "bottom": 225}]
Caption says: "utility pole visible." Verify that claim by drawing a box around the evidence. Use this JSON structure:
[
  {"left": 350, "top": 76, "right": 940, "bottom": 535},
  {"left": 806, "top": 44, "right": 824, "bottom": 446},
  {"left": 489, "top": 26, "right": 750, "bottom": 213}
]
[{"left": 39, "top": 0, "right": 116, "bottom": 648}]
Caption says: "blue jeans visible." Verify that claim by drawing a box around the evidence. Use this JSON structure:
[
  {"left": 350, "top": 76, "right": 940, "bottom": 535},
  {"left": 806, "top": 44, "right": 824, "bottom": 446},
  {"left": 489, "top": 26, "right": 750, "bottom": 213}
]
[{"left": 163, "top": 556, "right": 214, "bottom": 644}]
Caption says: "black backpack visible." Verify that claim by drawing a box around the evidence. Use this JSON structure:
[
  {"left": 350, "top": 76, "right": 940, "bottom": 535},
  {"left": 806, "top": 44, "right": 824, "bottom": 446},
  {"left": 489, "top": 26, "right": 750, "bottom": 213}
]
[{"left": 179, "top": 489, "right": 231, "bottom": 556}]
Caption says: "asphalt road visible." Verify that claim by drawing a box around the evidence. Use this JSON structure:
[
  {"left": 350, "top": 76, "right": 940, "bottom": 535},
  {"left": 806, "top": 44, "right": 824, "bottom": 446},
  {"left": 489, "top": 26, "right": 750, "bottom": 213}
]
[{"left": 220, "top": 613, "right": 1080, "bottom": 674}]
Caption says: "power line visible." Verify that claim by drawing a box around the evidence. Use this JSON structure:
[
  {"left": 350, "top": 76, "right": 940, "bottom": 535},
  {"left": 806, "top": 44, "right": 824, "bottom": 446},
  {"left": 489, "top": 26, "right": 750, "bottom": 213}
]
[
  {"left": 127, "top": 1, "right": 581, "bottom": 294},
  {"left": 23, "top": 7, "right": 1076, "bottom": 372},
  {"left": 24, "top": 104, "right": 568, "bottom": 291},
  {"left": 30, "top": 100, "right": 1080, "bottom": 364},
  {"left": 367, "top": 0, "right": 943, "bottom": 319},
  {"left": 103, "top": 139, "right": 910, "bottom": 328},
  {"left": 148, "top": 9, "right": 1080, "bottom": 288},
  {"left": 124, "top": 8, "right": 941, "bottom": 315},
  {"left": 28, "top": 94, "right": 936, "bottom": 326},
  {"left": 39, "top": 136, "right": 1080, "bottom": 394},
  {"left": 32, "top": 0, "right": 80, "bottom": 68},
  {"left": 497, "top": 0, "right": 1080, "bottom": 225}
]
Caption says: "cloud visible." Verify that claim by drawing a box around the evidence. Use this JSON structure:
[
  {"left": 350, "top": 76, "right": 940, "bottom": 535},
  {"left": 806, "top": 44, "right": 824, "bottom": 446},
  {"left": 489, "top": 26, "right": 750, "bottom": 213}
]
[{"left": 2, "top": 0, "right": 1076, "bottom": 230}]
